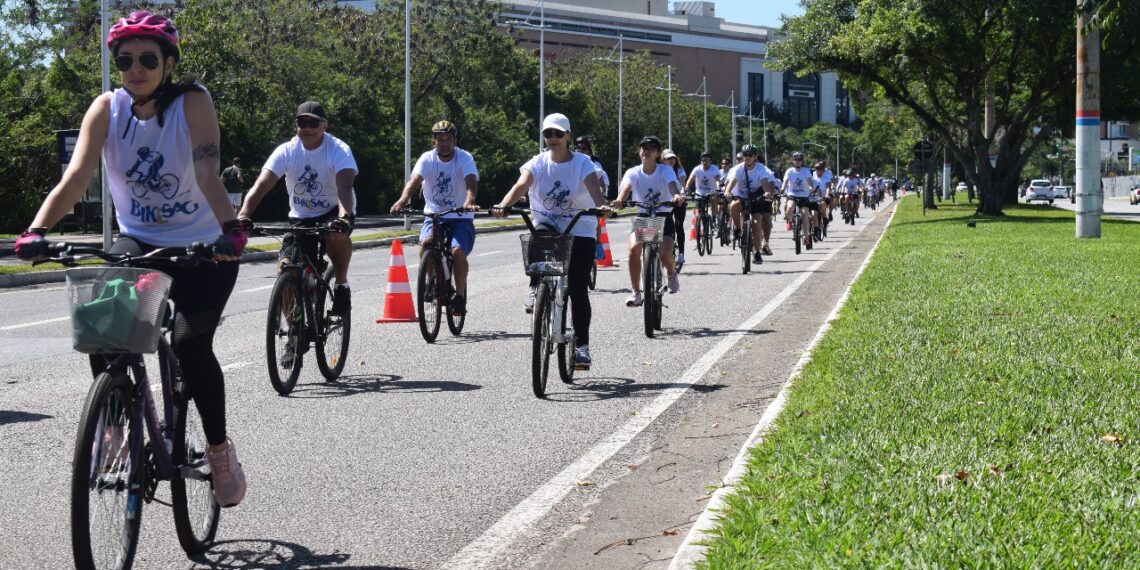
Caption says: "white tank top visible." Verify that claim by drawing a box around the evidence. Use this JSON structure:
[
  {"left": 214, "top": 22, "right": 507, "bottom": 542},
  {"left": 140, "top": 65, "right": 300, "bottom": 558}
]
[{"left": 104, "top": 88, "right": 219, "bottom": 247}]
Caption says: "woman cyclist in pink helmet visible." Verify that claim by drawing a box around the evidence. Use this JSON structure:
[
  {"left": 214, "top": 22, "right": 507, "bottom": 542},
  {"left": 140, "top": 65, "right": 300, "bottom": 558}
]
[{"left": 15, "top": 11, "right": 249, "bottom": 508}]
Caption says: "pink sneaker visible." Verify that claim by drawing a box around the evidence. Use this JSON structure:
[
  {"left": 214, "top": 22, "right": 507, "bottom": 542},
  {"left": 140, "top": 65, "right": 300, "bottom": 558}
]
[{"left": 207, "top": 438, "right": 247, "bottom": 507}]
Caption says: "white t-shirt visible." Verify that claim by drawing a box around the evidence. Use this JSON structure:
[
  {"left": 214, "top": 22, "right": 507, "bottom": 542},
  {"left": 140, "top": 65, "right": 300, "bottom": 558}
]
[
  {"left": 811, "top": 170, "right": 833, "bottom": 199},
  {"left": 782, "top": 166, "right": 814, "bottom": 198},
  {"left": 727, "top": 162, "right": 776, "bottom": 199},
  {"left": 690, "top": 165, "right": 723, "bottom": 196},
  {"left": 522, "top": 151, "right": 600, "bottom": 239},
  {"left": 104, "top": 89, "right": 220, "bottom": 247},
  {"left": 264, "top": 133, "right": 358, "bottom": 219},
  {"left": 413, "top": 148, "right": 479, "bottom": 220},
  {"left": 591, "top": 158, "right": 610, "bottom": 191},
  {"left": 621, "top": 163, "right": 681, "bottom": 214},
  {"left": 843, "top": 176, "right": 862, "bottom": 194}
]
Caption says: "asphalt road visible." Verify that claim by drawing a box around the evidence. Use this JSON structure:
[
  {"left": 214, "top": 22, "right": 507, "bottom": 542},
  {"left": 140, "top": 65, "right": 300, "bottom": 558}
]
[{"left": 0, "top": 201, "right": 895, "bottom": 569}]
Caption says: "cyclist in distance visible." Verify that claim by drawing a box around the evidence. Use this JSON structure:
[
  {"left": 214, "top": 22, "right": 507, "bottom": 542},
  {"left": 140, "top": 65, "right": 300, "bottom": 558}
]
[
  {"left": 662, "top": 148, "right": 688, "bottom": 267},
  {"left": 14, "top": 10, "right": 249, "bottom": 507},
  {"left": 724, "top": 144, "right": 778, "bottom": 262},
  {"left": 239, "top": 101, "right": 358, "bottom": 316},
  {"left": 612, "top": 136, "right": 687, "bottom": 305},
  {"left": 574, "top": 135, "right": 610, "bottom": 260},
  {"left": 782, "top": 151, "right": 815, "bottom": 232},
  {"left": 390, "top": 120, "right": 479, "bottom": 316},
  {"left": 686, "top": 151, "right": 724, "bottom": 220},
  {"left": 811, "top": 161, "right": 833, "bottom": 239},
  {"left": 493, "top": 113, "right": 610, "bottom": 369}
]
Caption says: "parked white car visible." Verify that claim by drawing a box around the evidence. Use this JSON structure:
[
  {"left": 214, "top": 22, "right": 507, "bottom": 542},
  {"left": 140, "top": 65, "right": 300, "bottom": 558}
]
[
  {"left": 1025, "top": 179, "right": 1056, "bottom": 204},
  {"left": 1053, "top": 186, "right": 1072, "bottom": 201},
  {"left": 1129, "top": 185, "right": 1140, "bottom": 205}
]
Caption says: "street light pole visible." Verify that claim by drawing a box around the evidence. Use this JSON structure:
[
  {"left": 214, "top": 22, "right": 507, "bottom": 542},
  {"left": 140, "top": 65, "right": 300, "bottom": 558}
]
[
  {"left": 504, "top": 1, "right": 548, "bottom": 153},
  {"left": 716, "top": 90, "right": 736, "bottom": 160},
  {"left": 834, "top": 127, "right": 840, "bottom": 174},
  {"left": 684, "top": 76, "right": 709, "bottom": 153},
  {"left": 403, "top": 0, "right": 412, "bottom": 230},
  {"left": 595, "top": 36, "right": 625, "bottom": 178},
  {"left": 653, "top": 65, "right": 676, "bottom": 148},
  {"left": 852, "top": 144, "right": 868, "bottom": 168}
]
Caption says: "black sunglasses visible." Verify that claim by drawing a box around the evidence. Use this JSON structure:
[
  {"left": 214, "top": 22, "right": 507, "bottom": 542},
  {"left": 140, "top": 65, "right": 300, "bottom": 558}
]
[
  {"left": 114, "top": 53, "right": 161, "bottom": 72},
  {"left": 296, "top": 117, "right": 323, "bottom": 129},
  {"left": 542, "top": 129, "right": 566, "bottom": 139}
]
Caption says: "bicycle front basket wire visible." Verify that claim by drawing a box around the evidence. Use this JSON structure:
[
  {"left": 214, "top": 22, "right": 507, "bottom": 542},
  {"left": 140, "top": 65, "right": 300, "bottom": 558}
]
[
  {"left": 633, "top": 215, "right": 667, "bottom": 244},
  {"left": 519, "top": 232, "right": 573, "bottom": 276},
  {"left": 66, "top": 267, "right": 173, "bottom": 354}
]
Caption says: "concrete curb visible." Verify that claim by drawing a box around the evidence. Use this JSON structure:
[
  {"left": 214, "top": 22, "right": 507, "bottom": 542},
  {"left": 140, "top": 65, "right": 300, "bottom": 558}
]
[{"left": 0, "top": 222, "right": 531, "bottom": 289}]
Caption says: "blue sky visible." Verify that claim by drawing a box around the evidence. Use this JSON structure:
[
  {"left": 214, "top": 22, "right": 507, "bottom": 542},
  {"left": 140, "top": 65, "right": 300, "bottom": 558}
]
[{"left": 710, "top": 0, "right": 804, "bottom": 28}]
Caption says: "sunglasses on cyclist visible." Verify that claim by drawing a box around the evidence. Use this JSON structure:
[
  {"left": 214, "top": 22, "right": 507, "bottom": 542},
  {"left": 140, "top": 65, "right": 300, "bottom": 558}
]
[
  {"left": 296, "top": 117, "right": 324, "bottom": 129},
  {"left": 542, "top": 129, "right": 566, "bottom": 139},
  {"left": 114, "top": 53, "right": 161, "bottom": 72}
]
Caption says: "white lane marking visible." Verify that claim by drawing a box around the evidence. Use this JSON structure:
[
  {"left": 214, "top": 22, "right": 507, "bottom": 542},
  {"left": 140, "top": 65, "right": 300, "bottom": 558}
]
[
  {"left": 221, "top": 362, "right": 251, "bottom": 372},
  {"left": 0, "top": 286, "right": 66, "bottom": 296},
  {"left": 240, "top": 284, "right": 275, "bottom": 293},
  {"left": 473, "top": 250, "right": 504, "bottom": 257},
  {"left": 0, "top": 316, "right": 70, "bottom": 331},
  {"left": 669, "top": 202, "right": 899, "bottom": 569},
  {"left": 442, "top": 209, "right": 881, "bottom": 570}
]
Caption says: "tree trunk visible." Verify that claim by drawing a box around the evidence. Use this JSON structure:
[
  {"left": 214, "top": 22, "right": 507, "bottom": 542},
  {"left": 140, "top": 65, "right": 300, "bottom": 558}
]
[{"left": 924, "top": 171, "right": 937, "bottom": 209}]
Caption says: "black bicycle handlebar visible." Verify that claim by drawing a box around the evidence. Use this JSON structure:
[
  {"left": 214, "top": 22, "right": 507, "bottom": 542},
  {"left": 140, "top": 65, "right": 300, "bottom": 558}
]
[
  {"left": 32, "top": 241, "right": 215, "bottom": 268},
  {"left": 492, "top": 206, "right": 606, "bottom": 237},
  {"left": 392, "top": 206, "right": 477, "bottom": 218}
]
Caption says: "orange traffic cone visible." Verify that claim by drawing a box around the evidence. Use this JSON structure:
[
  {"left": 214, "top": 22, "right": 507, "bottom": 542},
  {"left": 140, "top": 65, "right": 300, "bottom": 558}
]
[
  {"left": 597, "top": 218, "right": 616, "bottom": 268},
  {"left": 376, "top": 240, "right": 417, "bottom": 323},
  {"left": 689, "top": 211, "right": 697, "bottom": 240}
]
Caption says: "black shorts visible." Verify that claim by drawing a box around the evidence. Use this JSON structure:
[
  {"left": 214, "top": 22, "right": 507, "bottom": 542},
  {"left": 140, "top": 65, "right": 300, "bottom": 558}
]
[
  {"left": 287, "top": 210, "right": 346, "bottom": 269},
  {"left": 733, "top": 196, "right": 771, "bottom": 215}
]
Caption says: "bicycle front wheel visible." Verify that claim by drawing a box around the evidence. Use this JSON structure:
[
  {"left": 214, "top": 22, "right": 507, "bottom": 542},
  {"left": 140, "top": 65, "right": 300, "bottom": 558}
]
[
  {"left": 417, "top": 253, "right": 443, "bottom": 343},
  {"left": 643, "top": 248, "right": 657, "bottom": 338},
  {"left": 531, "top": 282, "right": 553, "bottom": 397},
  {"left": 794, "top": 216, "right": 802, "bottom": 255},
  {"left": 741, "top": 217, "right": 752, "bottom": 274},
  {"left": 702, "top": 214, "right": 714, "bottom": 255},
  {"left": 316, "top": 267, "right": 350, "bottom": 381},
  {"left": 71, "top": 371, "right": 144, "bottom": 570},
  {"left": 266, "top": 273, "right": 304, "bottom": 395},
  {"left": 445, "top": 273, "right": 465, "bottom": 336},
  {"left": 170, "top": 384, "right": 220, "bottom": 554},
  {"left": 557, "top": 292, "right": 575, "bottom": 383}
]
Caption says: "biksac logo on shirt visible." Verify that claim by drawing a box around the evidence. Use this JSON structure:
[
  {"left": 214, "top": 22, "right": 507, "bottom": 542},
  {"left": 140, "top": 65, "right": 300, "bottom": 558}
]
[
  {"left": 293, "top": 165, "right": 332, "bottom": 210},
  {"left": 434, "top": 170, "right": 456, "bottom": 208},
  {"left": 542, "top": 181, "right": 573, "bottom": 212},
  {"left": 124, "top": 146, "right": 200, "bottom": 224}
]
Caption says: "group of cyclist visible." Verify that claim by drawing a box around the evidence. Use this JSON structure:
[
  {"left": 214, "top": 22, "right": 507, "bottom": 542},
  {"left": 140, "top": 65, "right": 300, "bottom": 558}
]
[{"left": 10, "top": 9, "right": 900, "bottom": 520}]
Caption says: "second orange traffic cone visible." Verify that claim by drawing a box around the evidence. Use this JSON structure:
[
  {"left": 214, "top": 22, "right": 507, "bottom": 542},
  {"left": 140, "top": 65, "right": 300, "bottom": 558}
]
[
  {"left": 597, "top": 218, "right": 616, "bottom": 268},
  {"left": 375, "top": 240, "right": 417, "bottom": 323},
  {"left": 689, "top": 210, "right": 697, "bottom": 240}
]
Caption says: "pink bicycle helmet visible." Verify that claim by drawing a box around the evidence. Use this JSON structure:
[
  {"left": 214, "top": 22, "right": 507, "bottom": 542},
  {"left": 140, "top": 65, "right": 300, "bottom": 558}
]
[{"left": 107, "top": 11, "right": 180, "bottom": 60}]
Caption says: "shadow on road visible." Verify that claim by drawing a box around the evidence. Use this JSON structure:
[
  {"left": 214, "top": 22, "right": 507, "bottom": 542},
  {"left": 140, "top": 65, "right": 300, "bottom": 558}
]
[
  {"left": 189, "top": 538, "right": 412, "bottom": 569},
  {"left": 287, "top": 374, "right": 480, "bottom": 398},
  {"left": 655, "top": 327, "right": 774, "bottom": 339},
  {"left": 433, "top": 329, "right": 530, "bottom": 345},
  {"left": 0, "top": 410, "right": 53, "bottom": 426},
  {"left": 544, "top": 377, "right": 727, "bottom": 402}
]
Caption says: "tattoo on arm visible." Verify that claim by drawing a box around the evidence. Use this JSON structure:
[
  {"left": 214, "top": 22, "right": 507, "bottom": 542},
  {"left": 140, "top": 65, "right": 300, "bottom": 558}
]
[{"left": 193, "top": 143, "right": 220, "bottom": 163}]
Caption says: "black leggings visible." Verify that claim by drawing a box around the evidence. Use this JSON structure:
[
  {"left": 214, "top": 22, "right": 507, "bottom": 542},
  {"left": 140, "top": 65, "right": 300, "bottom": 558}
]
[
  {"left": 672, "top": 205, "right": 687, "bottom": 254},
  {"left": 529, "top": 236, "right": 595, "bottom": 347},
  {"left": 90, "top": 236, "right": 239, "bottom": 446}
]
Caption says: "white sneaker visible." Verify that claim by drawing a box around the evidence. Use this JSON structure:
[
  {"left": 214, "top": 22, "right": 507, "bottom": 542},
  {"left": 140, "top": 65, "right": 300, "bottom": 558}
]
[
  {"left": 207, "top": 438, "right": 247, "bottom": 508},
  {"left": 524, "top": 286, "right": 537, "bottom": 313},
  {"left": 625, "top": 291, "right": 644, "bottom": 307},
  {"left": 667, "top": 272, "right": 680, "bottom": 294}
]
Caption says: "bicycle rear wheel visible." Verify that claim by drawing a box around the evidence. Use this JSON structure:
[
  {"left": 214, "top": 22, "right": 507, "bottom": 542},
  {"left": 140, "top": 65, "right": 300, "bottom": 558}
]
[
  {"left": 531, "top": 282, "right": 552, "bottom": 398},
  {"left": 557, "top": 292, "right": 575, "bottom": 383},
  {"left": 642, "top": 248, "right": 657, "bottom": 338},
  {"left": 71, "top": 371, "right": 144, "bottom": 570},
  {"left": 266, "top": 273, "right": 304, "bottom": 395},
  {"left": 316, "top": 267, "right": 350, "bottom": 381},
  {"left": 702, "top": 214, "right": 714, "bottom": 254},
  {"left": 695, "top": 212, "right": 706, "bottom": 256},
  {"left": 653, "top": 257, "right": 664, "bottom": 331},
  {"left": 170, "top": 379, "right": 220, "bottom": 554},
  {"left": 417, "top": 253, "right": 443, "bottom": 343}
]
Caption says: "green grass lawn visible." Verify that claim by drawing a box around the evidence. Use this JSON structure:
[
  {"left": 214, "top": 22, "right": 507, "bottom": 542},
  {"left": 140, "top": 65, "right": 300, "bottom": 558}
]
[{"left": 700, "top": 198, "right": 1140, "bottom": 568}]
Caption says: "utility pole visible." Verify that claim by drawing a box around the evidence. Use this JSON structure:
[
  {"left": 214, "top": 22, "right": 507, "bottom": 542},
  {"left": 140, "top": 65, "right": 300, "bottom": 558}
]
[
  {"left": 834, "top": 127, "right": 840, "bottom": 173},
  {"left": 1076, "top": 0, "right": 1101, "bottom": 238},
  {"left": 942, "top": 145, "right": 951, "bottom": 200},
  {"left": 403, "top": 0, "right": 412, "bottom": 229},
  {"left": 684, "top": 76, "right": 709, "bottom": 153},
  {"left": 100, "top": 0, "right": 111, "bottom": 249},
  {"left": 716, "top": 91, "right": 736, "bottom": 161},
  {"left": 653, "top": 66, "right": 676, "bottom": 148},
  {"left": 594, "top": 37, "right": 625, "bottom": 178},
  {"left": 506, "top": 1, "right": 549, "bottom": 153}
]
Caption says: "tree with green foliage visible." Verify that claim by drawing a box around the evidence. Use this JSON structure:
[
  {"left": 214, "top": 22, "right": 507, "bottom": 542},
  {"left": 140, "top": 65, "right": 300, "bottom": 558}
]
[{"left": 772, "top": 0, "right": 1137, "bottom": 216}]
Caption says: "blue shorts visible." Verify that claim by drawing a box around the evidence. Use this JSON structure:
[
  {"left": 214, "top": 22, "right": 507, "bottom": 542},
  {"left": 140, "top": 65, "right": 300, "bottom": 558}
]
[{"left": 421, "top": 217, "right": 475, "bottom": 255}]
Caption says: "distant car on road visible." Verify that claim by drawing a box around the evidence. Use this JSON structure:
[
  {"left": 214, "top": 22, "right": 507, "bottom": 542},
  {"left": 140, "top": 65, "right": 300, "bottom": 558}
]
[
  {"left": 1025, "top": 179, "right": 1056, "bottom": 204},
  {"left": 1054, "top": 185, "right": 1072, "bottom": 200},
  {"left": 955, "top": 182, "right": 968, "bottom": 195},
  {"left": 1129, "top": 185, "right": 1140, "bottom": 205}
]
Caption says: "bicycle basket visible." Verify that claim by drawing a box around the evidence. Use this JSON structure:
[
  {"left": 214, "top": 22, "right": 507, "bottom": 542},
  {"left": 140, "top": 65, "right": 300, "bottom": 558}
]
[
  {"left": 66, "top": 267, "right": 173, "bottom": 354},
  {"left": 519, "top": 232, "right": 573, "bottom": 276},
  {"left": 633, "top": 216, "right": 667, "bottom": 244}
]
